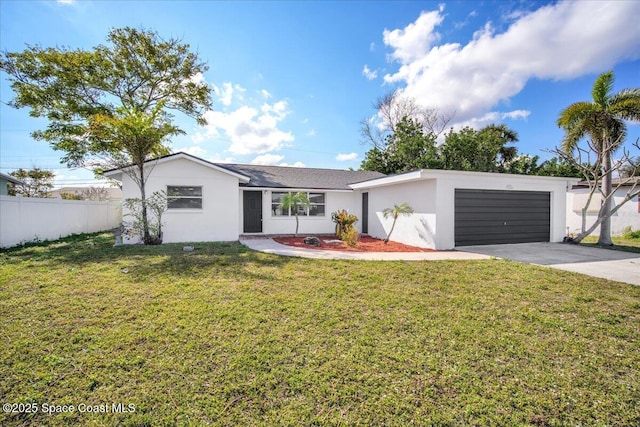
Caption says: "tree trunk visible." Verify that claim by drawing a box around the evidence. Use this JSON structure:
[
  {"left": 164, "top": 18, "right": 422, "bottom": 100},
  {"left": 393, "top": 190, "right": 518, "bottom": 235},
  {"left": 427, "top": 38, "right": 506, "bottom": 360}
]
[
  {"left": 294, "top": 213, "right": 299, "bottom": 237},
  {"left": 597, "top": 146, "right": 613, "bottom": 245},
  {"left": 384, "top": 217, "right": 397, "bottom": 244},
  {"left": 572, "top": 187, "right": 640, "bottom": 243},
  {"left": 139, "top": 164, "right": 151, "bottom": 243}
]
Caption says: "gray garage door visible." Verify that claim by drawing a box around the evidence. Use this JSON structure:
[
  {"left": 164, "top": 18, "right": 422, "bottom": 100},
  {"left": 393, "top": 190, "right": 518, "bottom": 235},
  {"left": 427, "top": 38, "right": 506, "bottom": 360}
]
[{"left": 455, "top": 189, "right": 550, "bottom": 246}]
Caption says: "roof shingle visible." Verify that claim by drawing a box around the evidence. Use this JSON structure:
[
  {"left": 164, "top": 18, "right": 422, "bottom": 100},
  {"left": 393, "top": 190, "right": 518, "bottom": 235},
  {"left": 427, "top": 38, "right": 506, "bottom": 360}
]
[{"left": 217, "top": 163, "right": 385, "bottom": 190}]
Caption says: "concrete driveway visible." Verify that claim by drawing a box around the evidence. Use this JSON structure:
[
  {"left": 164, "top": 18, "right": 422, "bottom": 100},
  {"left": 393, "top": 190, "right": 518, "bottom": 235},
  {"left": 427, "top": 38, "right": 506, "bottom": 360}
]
[{"left": 457, "top": 242, "right": 640, "bottom": 286}]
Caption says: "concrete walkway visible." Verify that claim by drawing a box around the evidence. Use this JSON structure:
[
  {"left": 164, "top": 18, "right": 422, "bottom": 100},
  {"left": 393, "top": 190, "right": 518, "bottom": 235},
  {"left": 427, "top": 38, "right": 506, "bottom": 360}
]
[
  {"left": 239, "top": 237, "right": 491, "bottom": 261},
  {"left": 457, "top": 242, "right": 640, "bottom": 286}
]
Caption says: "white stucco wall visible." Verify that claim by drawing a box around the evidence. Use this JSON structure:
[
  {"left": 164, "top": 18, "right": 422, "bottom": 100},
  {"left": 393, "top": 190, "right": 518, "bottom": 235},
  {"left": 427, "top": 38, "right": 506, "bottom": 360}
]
[
  {"left": 566, "top": 188, "right": 640, "bottom": 236},
  {"left": 244, "top": 189, "right": 361, "bottom": 236},
  {"left": 120, "top": 158, "right": 241, "bottom": 243},
  {"left": 365, "top": 180, "right": 438, "bottom": 249},
  {"left": 357, "top": 170, "right": 575, "bottom": 250}
]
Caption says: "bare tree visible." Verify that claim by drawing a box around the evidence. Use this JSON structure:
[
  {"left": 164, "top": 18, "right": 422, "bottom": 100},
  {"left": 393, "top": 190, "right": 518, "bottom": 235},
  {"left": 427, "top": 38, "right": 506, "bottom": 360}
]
[
  {"left": 360, "top": 91, "right": 455, "bottom": 148},
  {"left": 549, "top": 138, "right": 640, "bottom": 243},
  {"left": 556, "top": 70, "right": 640, "bottom": 245},
  {"left": 80, "top": 186, "right": 111, "bottom": 201},
  {"left": 619, "top": 156, "right": 640, "bottom": 178}
]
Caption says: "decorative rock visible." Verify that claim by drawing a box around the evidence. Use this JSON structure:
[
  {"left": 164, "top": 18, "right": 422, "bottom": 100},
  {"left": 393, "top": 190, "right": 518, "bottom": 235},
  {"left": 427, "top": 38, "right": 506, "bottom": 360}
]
[
  {"left": 183, "top": 246, "right": 195, "bottom": 252},
  {"left": 303, "top": 236, "right": 321, "bottom": 247},
  {"left": 324, "top": 239, "right": 342, "bottom": 244}
]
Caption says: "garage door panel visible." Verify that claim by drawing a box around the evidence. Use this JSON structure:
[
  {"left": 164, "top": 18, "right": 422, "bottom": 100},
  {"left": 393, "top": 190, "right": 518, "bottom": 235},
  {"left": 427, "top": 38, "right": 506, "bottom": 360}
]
[
  {"left": 455, "top": 189, "right": 550, "bottom": 246},
  {"left": 459, "top": 220, "right": 549, "bottom": 234},
  {"left": 456, "top": 191, "right": 549, "bottom": 200},
  {"left": 457, "top": 228, "right": 549, "bottom": 238},
  {"left": 455, "top": 212, "right": 549, "bottom": 221},
  {"left": 455, "top": 199, "right": 550, "bottom": 206},
  {"left": 454, "top": 203, "right": 549, "bottom": 212},
  {"left": 456, "top": 213, "right": 549, "bottom": 227},
  {"left": 455, "top": 206, "right": 549, "bottom": 213},
  {"left": 458, "top": 235, "right": 549, "bottom": 246}
]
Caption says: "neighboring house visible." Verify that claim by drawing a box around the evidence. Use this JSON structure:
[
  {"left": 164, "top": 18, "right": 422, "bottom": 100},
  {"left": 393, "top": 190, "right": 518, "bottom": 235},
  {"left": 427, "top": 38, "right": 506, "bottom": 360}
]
[
  {"left": 566, "top": 177, "right": 640, "bottom": 236},
  {"left": 0, "top": 172, "right": 23, "bottom": 196},
  {"left": 104, "top": 152, "right": 577, "bottom": 250},
  {"left": 49, "top": 186, "right": 123, "bottom": 201}
]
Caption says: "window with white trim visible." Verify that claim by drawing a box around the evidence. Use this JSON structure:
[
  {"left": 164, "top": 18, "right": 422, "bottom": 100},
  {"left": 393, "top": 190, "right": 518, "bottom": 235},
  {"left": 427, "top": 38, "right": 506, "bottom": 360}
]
[
  {"left": 308, "top": 193, "right": 325, "bottom": 216},
  {"left": 271, "top": 191, "right": 326, "bottom": 217},
  {"left": 167, "top": 186, "right": 203, "bottom": 209}
]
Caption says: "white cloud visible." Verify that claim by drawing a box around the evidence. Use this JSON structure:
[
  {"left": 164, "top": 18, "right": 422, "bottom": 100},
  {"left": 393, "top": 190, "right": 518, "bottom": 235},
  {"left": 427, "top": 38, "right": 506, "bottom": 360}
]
[
  {"left": 57, "top": 0, "right": 75, "bottom": 4},
  {"left": 383, "top": 1, "right": 640, "bottom": 127},
  {"left": 213, "top": 82, "right": 246, "bottom": 107},
  {"left": 279, "top": 161, "right": 305, "bottom": 168},
  {"left": 206, "top": 153, "right": 235, "bottom": 164},
  {"left": 336, "top": 152, "right": 358, "bottom": 162},
  {"left": 261, "top": 100, "right": 288, "bottom": 116},
  {"left": 362, "top": 65, "right": 378, "bottom": 80},
  {"left": 260, "top": 89, "right": 272, "bottom": 99},
  {"left": 250, "top": 154, "right": 305, "bottom": 168},
  {"left": 194, "top": 99, "right": 294, "bottom": 155},
  {"left": 180, "top": 145, "right": 208, "bottom": 157},
  {"left": 370, "top": 42, "right": 376, "bottom": 52},
  {"left": 306, "top": 128, "right": 316, "bottom": 137},
  {"left": 251, "top": 154, "right": 284, "bottom": 165},
  {"left": 454, "top": 9, "right": 478, "bottom": 30},
  {"left": 456, "top": 110, "right": 531, "bottom": 129},
  {"left": 190, "top": 72, "right": 205, "bottom": 84},
  {"left": 177, "top": 149, "right": 235, "bottom": 164},
  {"left": 383, "top": 9, "right": 444, "bottom": 63}
]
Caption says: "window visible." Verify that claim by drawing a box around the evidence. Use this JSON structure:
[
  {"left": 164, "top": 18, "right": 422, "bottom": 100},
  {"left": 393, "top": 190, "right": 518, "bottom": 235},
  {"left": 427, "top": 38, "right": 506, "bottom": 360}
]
[
  {"left": 271, "top": 191, "right": 326, "bottom": 217},
  {"left": 308, "top": 193, "right": 325, "bottom": 216},
  {"left": 271, "top": 192, "right": 288, "bottom": 216},
  {"left": 167, "top": 186, "right": 202, "bottom": 209}
]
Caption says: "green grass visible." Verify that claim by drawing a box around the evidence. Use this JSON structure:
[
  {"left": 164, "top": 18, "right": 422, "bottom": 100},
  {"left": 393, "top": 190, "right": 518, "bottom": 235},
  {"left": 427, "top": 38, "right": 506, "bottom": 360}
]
[
  {"left": 581, "top": 230, "right": 640, "bottom": 253},
  {"left": 1, "top": 233, "right": 639, "bottom": 426}
]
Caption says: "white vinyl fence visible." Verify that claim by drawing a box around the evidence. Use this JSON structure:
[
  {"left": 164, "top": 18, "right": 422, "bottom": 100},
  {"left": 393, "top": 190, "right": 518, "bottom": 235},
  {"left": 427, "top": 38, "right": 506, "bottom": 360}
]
[{"left": 0, "top": 195, "right": 122, "bottom": 248}]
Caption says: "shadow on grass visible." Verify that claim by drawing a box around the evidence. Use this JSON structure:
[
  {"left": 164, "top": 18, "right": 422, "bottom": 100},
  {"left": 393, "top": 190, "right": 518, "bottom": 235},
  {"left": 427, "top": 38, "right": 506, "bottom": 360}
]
[
  {"left": 0, "top": 231, "right": 292, "bottom": 283},
  {"left": 580, "top": 243, "right": 640, "bottom": 254}
]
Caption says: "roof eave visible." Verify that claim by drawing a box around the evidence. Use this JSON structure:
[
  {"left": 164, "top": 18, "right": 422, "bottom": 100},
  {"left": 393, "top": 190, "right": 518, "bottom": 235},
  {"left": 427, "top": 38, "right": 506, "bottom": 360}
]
[
  {"left": 240, "top": 186, "right": 354, "bottom": 192},
  {"left": 0, "top": 172, "right": 25, "bottom": 185},
  {"left": 102, "top": 152, "right": 251, "bottom": 183},
  {"left": 349, "top": 170, "right": 424, "bottom": 189}
]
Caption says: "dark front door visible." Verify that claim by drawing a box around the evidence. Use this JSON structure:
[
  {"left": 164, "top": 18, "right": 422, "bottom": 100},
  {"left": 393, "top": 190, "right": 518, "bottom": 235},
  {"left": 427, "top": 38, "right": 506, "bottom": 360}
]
[
  {"left": 454, "top": 189, "right": 550, "bottom": 246},
  {"left": 243, "top": 191, "right": 262, "bottom": 233},
  {"left": 362, "top": 192, "right": 369, "bottom": 234}
]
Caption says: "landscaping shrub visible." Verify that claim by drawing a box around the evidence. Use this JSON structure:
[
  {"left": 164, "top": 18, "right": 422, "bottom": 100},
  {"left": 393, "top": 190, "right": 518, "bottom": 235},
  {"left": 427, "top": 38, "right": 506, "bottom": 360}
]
[
  {"left": 342, "top": 227, "right": 359, "bottom": 247},
  {"left": 331, "top": 209, "right": 358, "bottom": 240},
  {"left": 622, "top": 226, "right": 640, "bottom": 239},
  {"left": 123, "top": 190, "right": 168, "bottom": 245}
]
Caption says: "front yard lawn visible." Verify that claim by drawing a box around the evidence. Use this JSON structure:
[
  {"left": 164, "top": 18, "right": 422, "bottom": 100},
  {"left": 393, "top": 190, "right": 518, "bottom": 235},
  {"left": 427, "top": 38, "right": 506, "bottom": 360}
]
[
  {"left": 581, "top": 233, "right": 640, "bottom": 253},
  {"left": 1, "top": 233, "right": 639, "bottom": 426}
]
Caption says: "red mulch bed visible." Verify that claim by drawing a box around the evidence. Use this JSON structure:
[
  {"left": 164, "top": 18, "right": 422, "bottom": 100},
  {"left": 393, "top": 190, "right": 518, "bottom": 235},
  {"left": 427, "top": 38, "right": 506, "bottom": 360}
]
[{"left": 272, "top": 235, "right": 434, "bottom": 253}]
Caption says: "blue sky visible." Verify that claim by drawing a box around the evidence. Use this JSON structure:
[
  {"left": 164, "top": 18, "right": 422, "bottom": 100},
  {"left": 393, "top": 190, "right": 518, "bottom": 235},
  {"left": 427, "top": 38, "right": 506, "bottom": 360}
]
[{"left": 1, "top": 0, "right": 639, "bottom": 187}]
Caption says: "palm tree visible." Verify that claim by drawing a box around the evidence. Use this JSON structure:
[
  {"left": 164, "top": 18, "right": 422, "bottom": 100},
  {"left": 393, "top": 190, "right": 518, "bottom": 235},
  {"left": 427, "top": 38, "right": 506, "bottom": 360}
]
[
  {"left": 280, "top": 192, "right": 311, "bottom": 236},
  {"left": 557, "top": 70, "right": 640, "bottom": 245},
  {"left": 382, "top": 203, "right": 414, "bottom": 244},
  {"left": 480, "top": 123, "right": 519, "bottom": 167}
]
